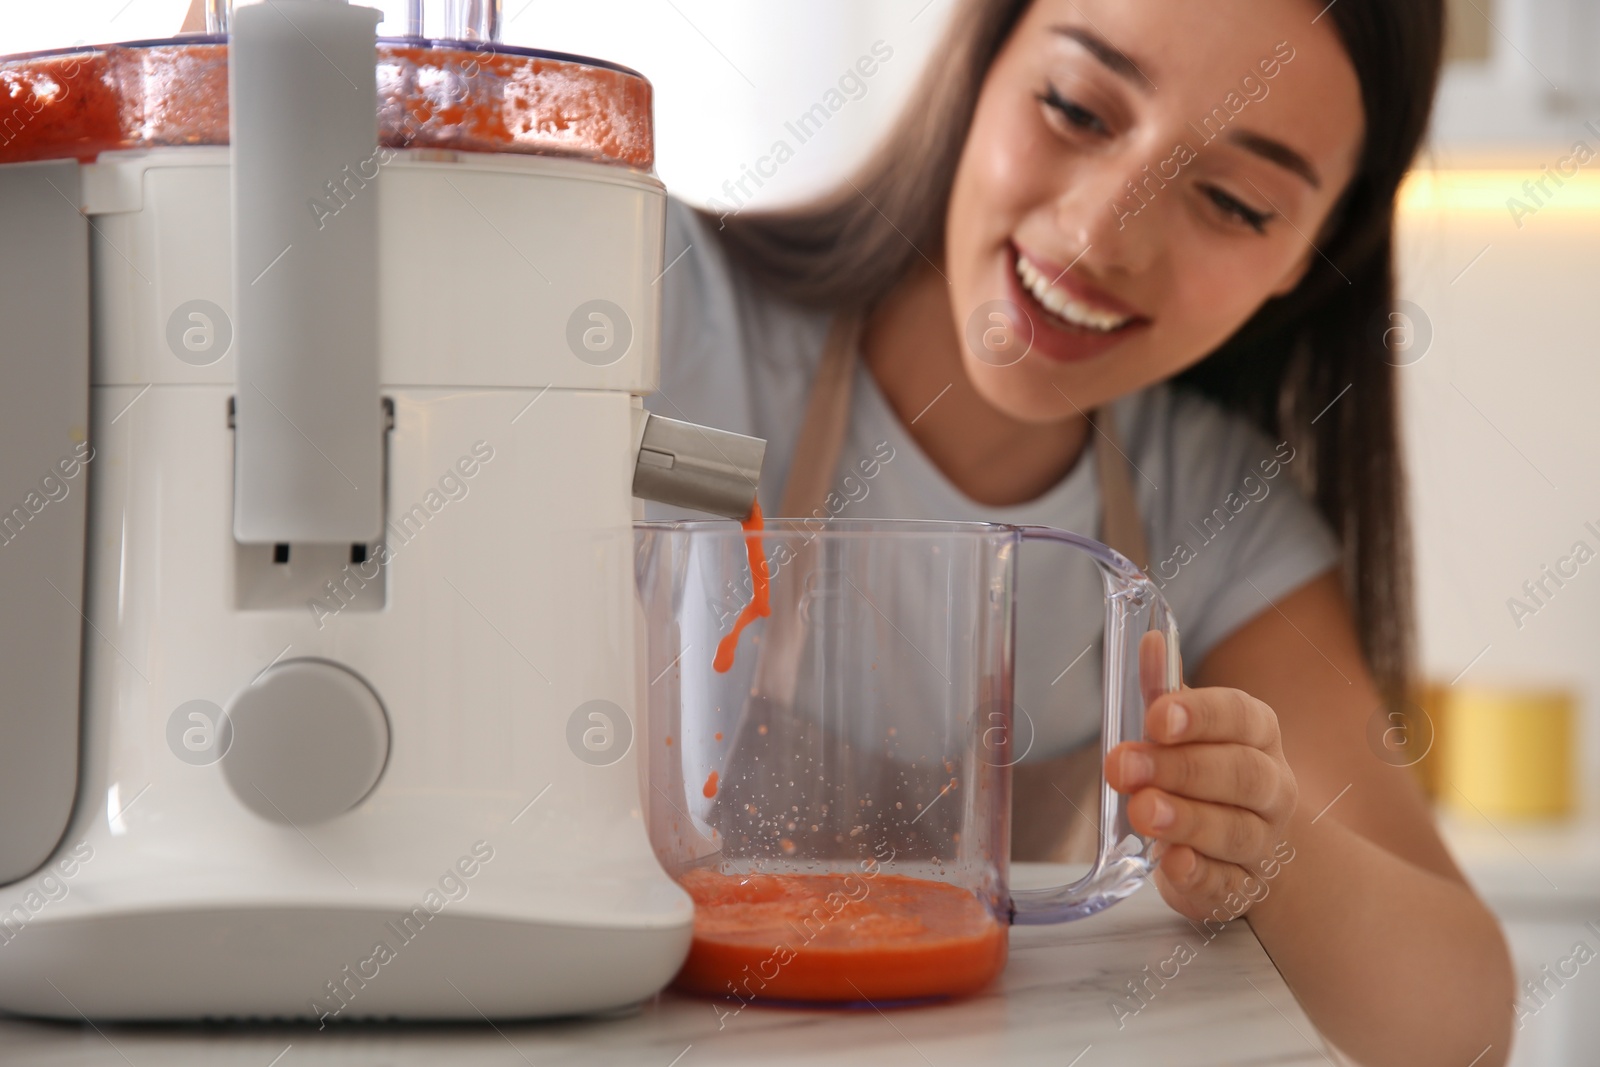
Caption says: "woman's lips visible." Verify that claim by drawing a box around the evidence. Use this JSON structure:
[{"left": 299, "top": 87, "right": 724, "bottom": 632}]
[{"left": 1000, "top": 243, "right": 1149, "bottom": 365}]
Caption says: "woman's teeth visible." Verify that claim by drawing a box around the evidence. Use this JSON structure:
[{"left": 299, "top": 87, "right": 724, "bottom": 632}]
[{"left": 1015, "top": 254, "right": 1132, "bottom": 333}]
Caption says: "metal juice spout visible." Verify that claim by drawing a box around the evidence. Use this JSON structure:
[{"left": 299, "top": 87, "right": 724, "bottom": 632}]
[{"left": 631, "top": 411, "right": 766, "bottom": 520}]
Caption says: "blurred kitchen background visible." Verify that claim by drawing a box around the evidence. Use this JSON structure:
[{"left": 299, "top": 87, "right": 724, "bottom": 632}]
[{"left": 5, "top": 0, "right": 1599, "bottom": 1062}]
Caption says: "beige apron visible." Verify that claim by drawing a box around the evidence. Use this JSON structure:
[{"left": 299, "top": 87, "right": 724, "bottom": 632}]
[{"left": 777, "top": 312, "right": 1150, "bottom": 863}]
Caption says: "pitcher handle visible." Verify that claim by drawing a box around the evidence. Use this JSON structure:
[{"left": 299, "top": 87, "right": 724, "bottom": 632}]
[{"left": 1007, "top": 526, "right": 1182, "bottom": 924}]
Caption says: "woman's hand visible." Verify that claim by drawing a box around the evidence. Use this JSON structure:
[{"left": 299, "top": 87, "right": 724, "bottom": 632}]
[{"left": 1104, "top": 686, "right": 1299, "bottom": 923}]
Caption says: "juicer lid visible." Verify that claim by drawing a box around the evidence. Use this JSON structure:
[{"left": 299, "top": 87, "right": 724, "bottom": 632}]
[{"left": 0, "top": 36, "right": 654, "bottom": 171}]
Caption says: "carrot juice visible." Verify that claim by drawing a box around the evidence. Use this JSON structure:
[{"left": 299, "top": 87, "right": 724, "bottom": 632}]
[
  {"left": 673, "top": 868, "right": 1007, "bottom": 1003},
  {"left": 712, "top": 501, "right": 769, "bottom": 673}
]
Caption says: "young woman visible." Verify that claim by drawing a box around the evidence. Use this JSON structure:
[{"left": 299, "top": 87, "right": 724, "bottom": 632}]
[{"left": 654, "top": 0, "right": 1514, "bottom": 1063}]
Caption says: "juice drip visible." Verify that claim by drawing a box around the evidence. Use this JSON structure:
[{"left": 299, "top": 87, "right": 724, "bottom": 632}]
[
  {"left": 673, "top": 870, "right": 1007, "bottom": 1003},
  {"left": 712, "top": 501, "right": 769, "bottom": 673}
]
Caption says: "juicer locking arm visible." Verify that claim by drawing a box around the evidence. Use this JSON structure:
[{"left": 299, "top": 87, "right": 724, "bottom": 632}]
[
  {"left": 630, "top": 409, "right": 765, "bottom": 520},
  {"left": 230, "top": 0, "right": 385, "bottom": 544}
]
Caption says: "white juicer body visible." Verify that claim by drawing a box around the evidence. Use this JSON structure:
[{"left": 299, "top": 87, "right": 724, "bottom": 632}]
[{"left": 0, "top": 16, "right": 746, "bottom": 1021}]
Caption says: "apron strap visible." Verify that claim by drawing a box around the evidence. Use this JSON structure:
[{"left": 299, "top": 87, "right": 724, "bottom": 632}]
[
  {"left": 1089, "top": 407, "right": 1149, "bottom": 571},
  {"left": 778, "top": 311, "right": 865, "bottom": 518}
]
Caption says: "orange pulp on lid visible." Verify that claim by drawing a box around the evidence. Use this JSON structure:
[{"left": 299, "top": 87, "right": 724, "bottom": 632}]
[
  {"left": 712, "top": 501, "right": 770, "bottom": 673},
  {"left": 673, "top": 869, "right": 1007, "bottom": 1003},
  {"left": 0, "top": 43, "right": 656, "bottom": 169}
]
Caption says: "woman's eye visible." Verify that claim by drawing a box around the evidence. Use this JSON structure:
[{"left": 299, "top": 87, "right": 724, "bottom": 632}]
[
  {"left": 1037, "top": 85, "right": 1108, "bottom": 137},
  {"left": 1202, "top": 185, "right": 1274, "bottom": 234}
]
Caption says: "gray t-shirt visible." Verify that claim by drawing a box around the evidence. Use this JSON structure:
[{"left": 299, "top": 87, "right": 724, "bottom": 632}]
[{"left": 648, "top": 198, "right": 1341, "bottom": 759}]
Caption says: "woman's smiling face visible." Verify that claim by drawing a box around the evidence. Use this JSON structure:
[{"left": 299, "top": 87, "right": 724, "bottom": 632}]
[{"left": 944, "top": 0, "right": 1365, "bottom": 422}]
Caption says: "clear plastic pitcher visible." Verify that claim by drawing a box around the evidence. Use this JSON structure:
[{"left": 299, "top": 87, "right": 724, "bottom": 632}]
[{"left": 634, "top": 519, "right": 1180, "bottom": 1004}]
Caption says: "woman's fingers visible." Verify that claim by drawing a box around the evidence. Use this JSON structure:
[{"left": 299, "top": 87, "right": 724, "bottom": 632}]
[
  {"left": 1151, "top": 845, "right": 1270, "bottom": 924},
  {"left": 1112, "top": 685, "right": 1298, "bottom": 924},
  {"left": 1138, "top": 629, "right": 1172, "bottom": 709},
  {"left": 1143, "top": 686, "right": 1281, "bottom": 751},
  {"left": 1126, "top": 787, "right": 1275, "bottom": 866},
  {"left": 1106, "top": 741, "right": 1292, "bottom": 819}
]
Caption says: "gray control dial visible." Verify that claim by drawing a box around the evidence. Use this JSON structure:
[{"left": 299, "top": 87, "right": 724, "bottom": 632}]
[{"left": 222, "top": 659, "right": 389, "bottom": 825}]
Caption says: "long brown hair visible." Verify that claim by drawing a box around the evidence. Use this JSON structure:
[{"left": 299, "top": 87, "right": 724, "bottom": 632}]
[{"left": 702, "top": 0, "right": 1445, "bottom": 708}]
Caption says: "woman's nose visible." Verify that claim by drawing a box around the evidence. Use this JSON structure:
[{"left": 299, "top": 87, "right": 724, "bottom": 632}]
[{"left": 1051, "top": 150, "right": 1167, "bottom": 276}]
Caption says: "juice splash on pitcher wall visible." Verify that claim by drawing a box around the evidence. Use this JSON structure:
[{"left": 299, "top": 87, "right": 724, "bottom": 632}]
[{"left": 712, "top": 501, "right": 769, "bottom": 673}]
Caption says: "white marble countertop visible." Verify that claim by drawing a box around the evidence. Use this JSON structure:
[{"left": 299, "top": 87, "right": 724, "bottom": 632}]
[{"left": 0, "top": 865, "right": 1333, "bottom": 1067}]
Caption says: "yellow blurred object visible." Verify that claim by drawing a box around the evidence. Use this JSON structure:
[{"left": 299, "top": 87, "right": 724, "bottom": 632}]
[
  {"left": 1398, "top": 169, "right": 1600, "bottom": 216},
  {"left": 1409, "top": 683, "right": 1450, "bottom": 797},
  {"left": 1442, "top": 687, "right": 1576, "bottom": 820}
]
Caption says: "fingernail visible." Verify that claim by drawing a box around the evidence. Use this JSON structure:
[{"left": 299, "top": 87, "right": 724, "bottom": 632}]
[
  {"left": 1167, "top": 703, "right": 1189, "bottom": 739},
  {"left": 1122, "top": 750, "right": 1154, "bottom": 786},
  {"left": 1149, "top": 796, "right": 1175, "bottom": 829}
]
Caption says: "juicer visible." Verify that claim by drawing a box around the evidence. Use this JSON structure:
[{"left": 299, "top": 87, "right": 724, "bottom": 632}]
[{"left": 0, "top": 0, "right": 763, "bottom": 1021}]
